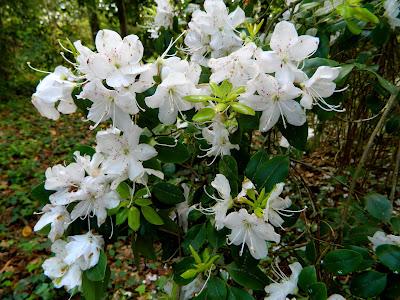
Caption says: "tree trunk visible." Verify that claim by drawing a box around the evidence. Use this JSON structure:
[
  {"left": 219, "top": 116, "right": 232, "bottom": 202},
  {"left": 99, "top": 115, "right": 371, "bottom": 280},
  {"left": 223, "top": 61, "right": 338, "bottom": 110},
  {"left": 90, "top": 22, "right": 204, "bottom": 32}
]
[
  {"left": 116, "top": 0, "right": 127, "bottom": 37},
  {"left": 87, "top": 0, "right": 100, "bottom": 44}
]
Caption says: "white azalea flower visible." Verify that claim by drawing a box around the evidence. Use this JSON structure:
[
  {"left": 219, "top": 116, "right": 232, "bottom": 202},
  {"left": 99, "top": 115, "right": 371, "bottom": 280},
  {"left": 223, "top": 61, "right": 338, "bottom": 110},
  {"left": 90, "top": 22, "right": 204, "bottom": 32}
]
[
  {"left": 237, "top": 178, "right": 255, "bottom": 199},
  {"left": 154, "top": 0, "right": 174, "bottom": 30},
  {"left": 263, "top": 183, "right": 293, "bottom": 228},
  {"left": 64, "top": 231, "right": 104, "bottom": 270},
  {"left": 264, "top": 262, "right": 303, "bottom": 300},
  {"left": 368, "top": 231, "right": 400, "bottom": 251},
  {"left": 328, "top": 294, "right": 346, "bottom": 300},
  {"left": 225, "top": 208, "right": 280, "bottom": 259},
  {"left": 78, "top": 80, "right": 137, "bottom": 130},
  {"left": 88, "top": 29, "right": 148, "bottom": 88},
  {"left": 95, "top": 124, "right": 158, "bottom": 184},
  {"left": 299, "top": 66, "right": 343, "bottom": 111},
  {"left": 240, "top": 73, "right": 305, "bottom": 132},
  {"left": 69, "top": 176, "right": 121, "bottom": 226},
  {"left": 384, "top": 0, "right": 400, "bottom": 29},
  {"left": 34, "top": 204, "right": 71, "bottom": 242},
  {"left": 198, "top": 174, "right": 233, "bottom": 230},
  {"left": 73, "top": 40, "right": 96, "bottom": 81},
  {"left": 208, "top": 42, "right": 259, "bottom": 87},
  {"left": 42, "top": 240, "right": 82, "bottom": 291},
  {"left": 172, "top": 183, "right": 195, "bottom": 233},
  {"left": 31, "top": 66, "right": 77, "bottom": 120},
  {"left": 255, "top": 21, "right": 319, "bottom": 82},
  {"left": 73, "top": 151, "right": 105, "bottom": 178},
  {"left": 45, "top": 162, "right": 85, "bottom": 206},
  {"left": 184, "top": 0, "right": 244, "bottom": 65},
  {"left": 201, "top": 119, "right": 239, "bottom": 160}
]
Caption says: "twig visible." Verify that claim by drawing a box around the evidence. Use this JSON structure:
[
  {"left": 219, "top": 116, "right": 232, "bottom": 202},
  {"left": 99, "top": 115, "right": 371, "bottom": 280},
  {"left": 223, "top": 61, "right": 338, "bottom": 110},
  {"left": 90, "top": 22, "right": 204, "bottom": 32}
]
[
  {"left": 390, "top": 139, "right": 400, "bottom": 202},
  {"left": 349, "top": 90, "right": 399, "bottom": 196}
]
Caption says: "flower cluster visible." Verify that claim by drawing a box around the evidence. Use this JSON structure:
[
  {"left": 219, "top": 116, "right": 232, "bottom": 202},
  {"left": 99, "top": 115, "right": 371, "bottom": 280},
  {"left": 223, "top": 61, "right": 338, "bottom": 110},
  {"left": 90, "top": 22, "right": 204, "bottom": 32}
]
[{"left": 30, "top": 0, "right": 348, "bottom": 296}]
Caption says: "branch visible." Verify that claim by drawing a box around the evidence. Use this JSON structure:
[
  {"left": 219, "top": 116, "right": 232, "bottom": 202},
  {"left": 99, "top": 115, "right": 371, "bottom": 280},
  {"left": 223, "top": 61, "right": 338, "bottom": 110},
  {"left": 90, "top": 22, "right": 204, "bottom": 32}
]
[{"left": 390, "top": 139, "right": 400, "bottom": 202}]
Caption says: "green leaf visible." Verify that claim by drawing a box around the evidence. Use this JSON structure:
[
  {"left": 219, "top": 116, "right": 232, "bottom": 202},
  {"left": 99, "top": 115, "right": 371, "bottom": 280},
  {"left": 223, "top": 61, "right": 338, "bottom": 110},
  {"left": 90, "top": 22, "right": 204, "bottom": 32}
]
[
  {"left": 31, "top": 182, "right": 52, "bottom": 206},
  {"left": 184, "top": 95, "right": 215, "bottom": 102},
  {"left": 391, "top": 216, "right": 400, "bottom": 234},
  {"left": 141, "top": 206, "right": 164, "bottom": 225},
  {"left": 227, "top": 286, "right": 255, "bottom": 300},
  {"left": 85, "top": 250, "right": 107, "bottom": 281},
  {"left": 350, "top": 271, "right": 387, "bottom": 298},
  {"left": 135, "top": 198, "right": 152, "bottom": 206},
  {"left": 128, "top": 206, "right": 141, "bottom": 230},
  {"left": 335, "top": 64, "right": 354, "bottom": 84},
  {"left": 305, "top": 241, "right": 317, "bottom": 263},
  {"left": 323, "top": 249, "right": 363, "bottom": 275},
  {"left": 74, "top": 145, "right": 96, "bottom": 157},
  {"left": 298, "top": 266, "right": 317, "bottom": 291},
  {"left": 183, "top": 223, "right": 207, "bottom": 253},
  {"left": 180, "top": 268, "right": 198, "bottom": 279},
  {"left": 116, "top": 182, "right": 131, "bottom": 199},
  {"left": 353, "top": 7, "right": 379, "bottom": 24},
  {"left": 226, "top": 262, "right": 268, "bottom": 291},
  {"left": 116, "top": 209, "right": 128, "bottom": 225},
  {"left": 82, "top": 267, "right": 110, "bottom": 300},
  {"left": 152, "top": 182, "right": 185, "bottom": 205},
  {"left": 219, "top": 155, "right": 239, "bottom": 196},
  {"left": 252, "top": 155, "right": 289, "bottom": 192},
  {"left": 278, "top": 121, "right": 308, "bottom": 150},
  {"left": 155, "top": 137, "right": 190, "bottom": 163},
  {"left": 376, "top": 244, "right": 400, "bottom": 272},
  {"left": 245, "top": 150, "right": 269, "bottom": 181},
  {"left": 207, "top": 222, "right": 228, "bottom": 248},
  {"left": 230, "top": 103, "right": 255, "bottom": 116},
  {"left": 365, "top": 193, "right": 392, "bottom": 222},
  {"left": 192, "top": 108, "right": 216, "bottom": 122},
  {"left": 309, "top": 282, "right": 327, "bottom": 300},
  {"left": 206, "top": 276, "right": 227, "bottom": 300}
]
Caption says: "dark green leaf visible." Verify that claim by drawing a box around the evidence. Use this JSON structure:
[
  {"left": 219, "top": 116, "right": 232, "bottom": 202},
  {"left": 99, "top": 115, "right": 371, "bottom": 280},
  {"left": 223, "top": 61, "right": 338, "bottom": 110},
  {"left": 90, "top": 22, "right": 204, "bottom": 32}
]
[
  {"left": 376, "top": 244, "right": 400, "bottom": 272},
  {"left": 85, "top": 250, "right": 107, "bottom": 281},
  {"left": 82, "top": 267, "right": 110, "bottom": 300},
  {"left": 323, "top": 249, "right": 363, "bottom": 275},
  {"left": 350, "top": 271, "right": 387, "bottom": 298},
  {"left": 309, "top": 282, "right": 327, "bottom": 300},
  {"left": 152, "top": 182, "right": 185, "bottom": 205},
  {"left": 155, "top": 137, "right": 190, "bottom": 164},
  {"left": 365, "top": 193, "right": 392, "bottom": 222},
  {"left": 74, "top": 145, "right": 96, "bottom": 157},
  {"left": 298, "top": 266, "right": 317, "bottom": 291},
  {"left": 219, "top": 155, "right": 239, "bottom": 196},
  {"left": 206, "top": 276, "right": 227, "bottom": 300},
  {"left": 182, "top": 223, "right": 207, "bottom": 253},
  {"left": 226, "top": 262, "right": 268, "bottom": 291},
  {"left": 245, "top": 150, "right": 269, "bottom": 181},
  {"left": 252, "top": 155, "right": 289, "bottom": 192},
  {"left": 391, "top": 216, "right": 400, "bottom": 234},
  {"left": 31, "top": 182, "right": 52, "bottom": 206},
  {"left": 227, "top": 286, "right": 255, "bottom": 300},
  {"left": 278, "top": 121, "right": 308, "bottom": 150}
]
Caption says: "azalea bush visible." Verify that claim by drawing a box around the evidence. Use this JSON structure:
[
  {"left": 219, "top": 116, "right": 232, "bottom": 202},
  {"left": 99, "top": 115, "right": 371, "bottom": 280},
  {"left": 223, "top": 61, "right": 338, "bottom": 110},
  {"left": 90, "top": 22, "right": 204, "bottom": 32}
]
[{"left": 28, "top": 0, "right": 400, "bottom": 299}]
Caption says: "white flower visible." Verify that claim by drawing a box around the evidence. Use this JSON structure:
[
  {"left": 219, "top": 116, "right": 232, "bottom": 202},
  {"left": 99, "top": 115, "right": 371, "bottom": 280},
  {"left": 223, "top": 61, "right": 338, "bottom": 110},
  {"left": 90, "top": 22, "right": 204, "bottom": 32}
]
[
  {"left": 73, "top": 151, "right": 105, "bottom": 178},
  {"left": 32, "top": 66, "right": 77, "bottom": 120},
  {"left": 78, "top": 80, "right": 138, "bottom": 130},
  {"left": 154, "top": 0, "right": 174, "bottom": 29},
  {"left": 328, "top": 294, "right": 346, "bottom": 300},
  {"left": 42, "top": 240, "right": 82, "bottom": 291},
  {"left": 45, "top": 162, "right": 85, "bottom": 206},
  {"left": 201, "top": 119, "right": 239, "bottom": 159},
  {"left": 69, "top": 176, "right": 121, "bottom": 226},
  {"left": 315, "top": 0, "right": 343, "bottom": 16},
  {"left": 184, "top": 0, "right": 245, "bottom": 65},
  {"left": 64, "top": 231, "right": 104, "bottom": 270},
  {"left": 34, "top": 204, "right": 71, "bottom": 242},
  {"left": 255, "top": 21, "right": 319, "bottom": 82},
  {"left": 368, "top": 231, "right": 400, "bottom": 251},
  {"left": 237, "top": 178, "right": 255, "bottom": 199},
  {"left": 240, "top": 73, "right": 305, "bottom": 132},
  {"left": 299, "top": 66, "right": 342, "bottom": 111},
  {"left": 225, "top": 208, "right": 280, "bottom": 259},
  {"left": 384, "top": 0, "right": 400, "bottom": 29},
  {"left": 263, "top": 183, "right": 292, "bottom": 228},
  {"left": 173, "top": 183, "right": 195, "bottom": 233},
  {"left": 73, "top": 40, "right": 96, "bottom": 81},
  {"left": 208, "top": 43, "right": 259, "bottom": 87},
  {"left": 95, "top": 124, "right": 158, "bottom": 184},
  {"left": 88, "top": 30, "right": 148, "bottom": 88},
  {"left": 264, "top": 262, "right": 302, "bottom": 300}
]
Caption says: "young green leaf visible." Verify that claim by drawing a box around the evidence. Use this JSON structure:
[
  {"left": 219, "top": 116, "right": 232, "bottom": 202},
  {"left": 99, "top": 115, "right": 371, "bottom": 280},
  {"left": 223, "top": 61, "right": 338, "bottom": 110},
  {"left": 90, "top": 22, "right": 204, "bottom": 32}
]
[
  {"left": 141, "top": 206, "right": 164, "bottom": 225},
  {"left": 128, "top": 206, "right": 140, "bottom": 231},
  {"left": 192, "top": 107, "right": 216, "bottom": 122},
  {"left": 230, "top": 103, "right": 255, "bottom": 116}
]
